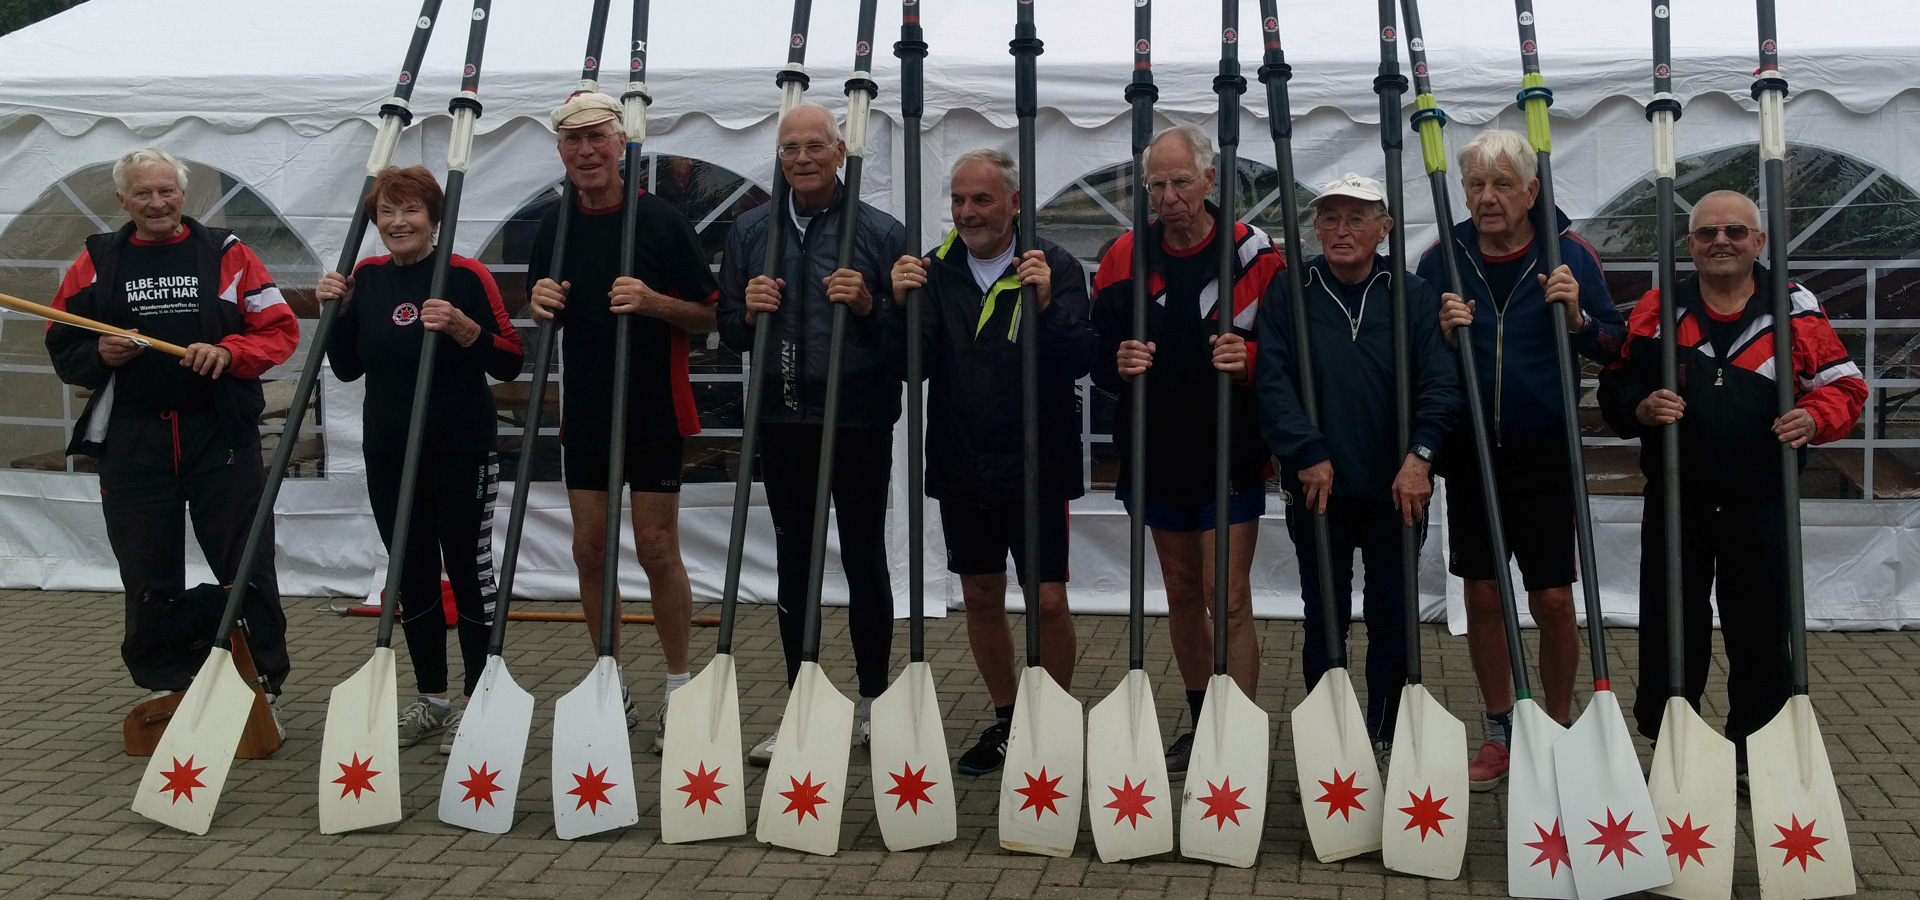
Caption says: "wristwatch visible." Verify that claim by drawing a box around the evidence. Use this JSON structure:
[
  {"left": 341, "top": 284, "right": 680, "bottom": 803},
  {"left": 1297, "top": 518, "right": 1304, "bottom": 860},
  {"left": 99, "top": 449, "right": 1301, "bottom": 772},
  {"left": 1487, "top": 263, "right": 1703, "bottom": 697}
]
[{"left": 1409, "top": 443, "right": 1435, "bottom": 464}]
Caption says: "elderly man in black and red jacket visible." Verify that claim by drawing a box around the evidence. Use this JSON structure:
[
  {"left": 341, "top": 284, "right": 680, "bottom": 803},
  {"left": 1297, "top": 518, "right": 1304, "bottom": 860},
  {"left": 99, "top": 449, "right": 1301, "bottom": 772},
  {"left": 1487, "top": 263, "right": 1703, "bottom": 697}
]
[{"left": 1598, "top": 189, "right": 1865, "bottom": 767}]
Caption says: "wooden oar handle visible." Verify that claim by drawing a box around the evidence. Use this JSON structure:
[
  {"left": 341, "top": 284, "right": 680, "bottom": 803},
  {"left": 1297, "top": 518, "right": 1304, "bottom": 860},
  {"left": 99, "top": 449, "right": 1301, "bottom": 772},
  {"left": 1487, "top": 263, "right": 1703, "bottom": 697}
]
[{"left": 0, "top": 292, "right": 190, "bottom": 358}]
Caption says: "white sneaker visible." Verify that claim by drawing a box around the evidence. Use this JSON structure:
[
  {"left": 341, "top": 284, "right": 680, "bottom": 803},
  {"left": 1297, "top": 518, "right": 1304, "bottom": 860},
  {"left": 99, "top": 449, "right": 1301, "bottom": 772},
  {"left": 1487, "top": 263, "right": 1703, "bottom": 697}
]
[
  {"left": 858, "top": 697, "right": 872, "bottom": 747},
  {"left": 397, "top": 697, "right": 452, "bottom": 748},
  {"left": 749, "top": 717, "right": 781, "bottom": 766},
  {"left": 437, "top": 704, "right": 465, "bottom": 755}
]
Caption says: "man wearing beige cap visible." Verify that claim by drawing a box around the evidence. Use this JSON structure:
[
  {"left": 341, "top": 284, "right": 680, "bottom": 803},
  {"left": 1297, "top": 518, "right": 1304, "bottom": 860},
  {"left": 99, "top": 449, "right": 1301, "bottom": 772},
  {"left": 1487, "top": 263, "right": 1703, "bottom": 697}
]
[
  {"left": 526, "top": 92, "right": 720, "bottom": 748},
  {"left": 1254, "top": 173, "right": 1461, "bottom": 763}
]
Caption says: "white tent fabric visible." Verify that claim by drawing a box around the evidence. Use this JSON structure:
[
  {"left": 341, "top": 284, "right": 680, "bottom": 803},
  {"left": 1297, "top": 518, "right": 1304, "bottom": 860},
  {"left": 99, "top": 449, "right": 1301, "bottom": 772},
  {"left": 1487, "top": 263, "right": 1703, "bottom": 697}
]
[{"left": 0, "top": 0, "right": 1916, "bottom": 630}]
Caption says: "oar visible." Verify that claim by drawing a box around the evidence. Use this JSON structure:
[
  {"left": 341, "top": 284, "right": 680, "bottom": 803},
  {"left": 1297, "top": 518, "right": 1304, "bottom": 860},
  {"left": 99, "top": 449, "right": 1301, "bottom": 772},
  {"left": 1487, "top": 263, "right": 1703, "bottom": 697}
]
[
  {"left": 663, "top": 0, "right": 812, "bottom": 846},
  {"left": 437, "top": 0, "right": 614, "bottom": 836},
  {"left": 1744, "top": 5, "right": 1856, "bottom": 896},
  {"left": 1086, "top": 0, "right": 1172, "bottom": 865},
  {"left": 870, "top": 0, "right": 956, "bottom": 853},
  {"left": 1378, "top": 0, "right": 1468, "bottom": 880},
  {"left": 317, "top": 0, "right": 494, "bottom": 836},
  {"left": 1641, "top": 3, "right": 1736, "bottom": 896},
  {"left": 551, "top": 0, "right": 652, "bottom": 841},
  {"left": 128, "top": 0, "right": 445, "bottom": 836},
  {"left": 753, "top": 0, "right": 877, "bottom": 857},
  {"left": 0, "top": 293, "right": 189, "bottom": 357},
  {"left": 995, "top": 0, "right": 1084, "bottom": 861}
]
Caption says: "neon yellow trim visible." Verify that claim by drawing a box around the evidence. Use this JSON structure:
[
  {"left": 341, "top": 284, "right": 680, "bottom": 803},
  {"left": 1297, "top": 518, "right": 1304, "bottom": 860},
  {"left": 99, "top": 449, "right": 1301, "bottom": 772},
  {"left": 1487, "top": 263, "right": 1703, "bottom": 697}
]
[
  {"left": 934, "top": 228, "right": 962, "bottom": 260},
  {"left": 1522, "top": 72, "right": 1553, "bottom": 153},
  {"left": 975, "top": 276, "right": 1023, "bottom": 340},
  {"left": 1415, "top": 94, "right": 1447, "bottom": 175}
]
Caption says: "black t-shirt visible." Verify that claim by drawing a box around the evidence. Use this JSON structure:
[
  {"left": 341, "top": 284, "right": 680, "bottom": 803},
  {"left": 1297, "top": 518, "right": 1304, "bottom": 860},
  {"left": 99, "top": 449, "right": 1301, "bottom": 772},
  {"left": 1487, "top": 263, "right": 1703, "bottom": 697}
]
[
  {"left": 1703, "top": 302, "right": 1754, "bottom": 364},
  {"left": 526, "top": 192, "right": 719, "bottom": 450},
  {"left": 327, "top": 253, "right": 522, "bottom": 456},
  {"left": 1482, "top": 244, "right": 1531, "bottom": 311},
  {"left": 111, "top": 234, "right": 216, "bottom": 414}
]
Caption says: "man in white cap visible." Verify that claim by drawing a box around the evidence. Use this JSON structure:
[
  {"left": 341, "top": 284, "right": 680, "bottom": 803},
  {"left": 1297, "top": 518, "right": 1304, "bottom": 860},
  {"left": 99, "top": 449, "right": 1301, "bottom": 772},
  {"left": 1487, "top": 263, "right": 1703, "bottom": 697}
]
[
  {"left": 1254, "top": 173, "right": 1462, "bottom": 763},
  {"left": 526, "top": 92, "right": 720, "bottom": 748}
]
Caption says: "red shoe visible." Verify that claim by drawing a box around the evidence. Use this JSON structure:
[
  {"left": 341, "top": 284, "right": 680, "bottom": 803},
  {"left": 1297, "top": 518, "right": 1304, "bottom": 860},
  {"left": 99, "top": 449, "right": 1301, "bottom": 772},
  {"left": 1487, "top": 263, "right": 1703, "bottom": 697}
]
[{"left": 1469, "top": 740, "right": 1510, "bottom": 792}]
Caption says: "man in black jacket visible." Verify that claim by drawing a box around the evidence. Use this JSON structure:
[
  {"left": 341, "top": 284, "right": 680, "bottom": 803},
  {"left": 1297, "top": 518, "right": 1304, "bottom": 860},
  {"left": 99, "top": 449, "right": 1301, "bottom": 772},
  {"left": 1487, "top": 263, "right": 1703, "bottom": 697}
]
[
  {"left": 1256, "top": 174, "right": 1461, "bottom": 759},
  {"left": 716, "top": 103, "right": 907, "bottom": 761},
  {"left": 890, "top": 149, "right": 1095, "bottom": 776}
]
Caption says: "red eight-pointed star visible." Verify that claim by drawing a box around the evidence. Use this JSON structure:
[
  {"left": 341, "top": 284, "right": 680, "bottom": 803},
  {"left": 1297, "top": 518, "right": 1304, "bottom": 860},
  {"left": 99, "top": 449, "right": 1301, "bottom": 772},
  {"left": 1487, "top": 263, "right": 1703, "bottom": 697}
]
[
  {"left": 1663, "top": 814, "right": 1715, "bottom": 870},
  {"left": 1314, "top": 769, "right": 1368, "bottom": 822},
  {"left": 1525, "top": 819, "right": 1572, "bottom": 877},
  {"left": 1585, "top": 809, "right": 1648, "bottom": 868},
  {"left": 1771, "top": 815, "right": 1829, "bottom": 871},
  {"left": 676, "top": 763, "right": 728, "bottom": 813},
  {"left": 458, "top": 762, "right": 504, "bottom": 810},
  {"left": 886, "top": 764, "right": 937, "bottom": 813},
  {"left": 567, "top": 763, "right": 618, "bottom": 813},
  {"left": 1398, "top": 787, "right": 1453, "bottom": 840},
  {"left": 1103, "top": 776, "right": 1156, "bottom": 828},
  {"left": 1197, "top": 777, "right": 1250, "bottom": 830},
  {"left": 780, "top": 773, "right": 830, "bottom": 823},
  {"left": 1014, "top": 767, "right": 1068, "bottom": 819},
  {"left": 159, "top": 756, "right": 207, "bottom": 804},
  {"left": 333, "top": 753, "right": 381, "bottom": 799}
]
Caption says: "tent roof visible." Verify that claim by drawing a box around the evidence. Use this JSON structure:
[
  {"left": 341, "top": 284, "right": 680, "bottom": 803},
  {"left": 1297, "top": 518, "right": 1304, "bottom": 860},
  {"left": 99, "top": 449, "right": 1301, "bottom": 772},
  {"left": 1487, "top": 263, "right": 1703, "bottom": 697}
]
[{"left": 1, "top": 0, "right": 1913, "bottom": 137}]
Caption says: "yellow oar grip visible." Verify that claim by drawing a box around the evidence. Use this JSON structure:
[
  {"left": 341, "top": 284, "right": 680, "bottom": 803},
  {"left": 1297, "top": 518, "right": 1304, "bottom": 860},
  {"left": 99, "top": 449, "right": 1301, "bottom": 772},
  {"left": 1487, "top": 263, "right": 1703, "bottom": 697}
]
[
  {"left": 1414, "top": 94, "right": 1448, "bottom": 175},
  {"left": 1521, "top": 72, "right": 1553, "bottom": 153}
]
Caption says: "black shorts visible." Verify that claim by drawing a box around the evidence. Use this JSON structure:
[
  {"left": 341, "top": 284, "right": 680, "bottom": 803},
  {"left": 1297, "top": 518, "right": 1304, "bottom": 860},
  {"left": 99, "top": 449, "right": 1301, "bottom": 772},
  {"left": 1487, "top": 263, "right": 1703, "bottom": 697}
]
[
  {"left": 562, "top": 437, "right": 684, "bottom": 494},
  {"left": 1445, "top": 442, "right": 1577, "bottom": 591},
  {"left": 939, "top": 499, "right": 1071, "bottom": 584}
]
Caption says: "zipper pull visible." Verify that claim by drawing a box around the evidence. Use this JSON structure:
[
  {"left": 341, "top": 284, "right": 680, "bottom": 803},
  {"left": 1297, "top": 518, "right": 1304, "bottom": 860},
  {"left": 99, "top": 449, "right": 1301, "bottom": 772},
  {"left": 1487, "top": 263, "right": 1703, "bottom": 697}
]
[{"left": 1714, "top": 367, "right": 1724, "bottom": 387}]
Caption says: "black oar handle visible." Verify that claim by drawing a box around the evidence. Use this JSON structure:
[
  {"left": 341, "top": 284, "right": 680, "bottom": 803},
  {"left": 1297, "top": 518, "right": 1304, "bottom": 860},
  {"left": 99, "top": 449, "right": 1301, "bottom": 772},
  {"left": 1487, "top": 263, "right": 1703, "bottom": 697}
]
[
  {"left": 1011, "top": 0, "right": 1043, "bottom": 670},
  {"left": 575, "top": 0, "right": 613, "bottom": 92},
  {"left": 212, "top": 0, "right": 445, "bottom": 649},
  {"left": 1375, "top": 0, "right": 1421, "bottom": 686},
  {"left": 1648, "top": 0, "right": 1686, "bottom": 700},
  {"left": 1211, "top": 0, "right": 1245, "bottom": 675},
  {"left": 380, "top": 0, "right": 494, "bottom": 651},
  {"left": 1125, "top": 0, "right": 1156, "bottom": 674},
  {"left": 897, "top": 0, "right": 928, "bottom": 664},
  {"left": 1255, "top": 0, "right": 1342, "bottom": 673}
]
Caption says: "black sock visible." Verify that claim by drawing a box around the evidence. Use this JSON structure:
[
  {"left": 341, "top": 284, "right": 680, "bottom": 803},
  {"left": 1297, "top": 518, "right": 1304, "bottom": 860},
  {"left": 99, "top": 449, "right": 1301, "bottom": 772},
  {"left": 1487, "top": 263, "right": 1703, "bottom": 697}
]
[
  {"left": 994, "top": 704, "right": 1014, "bottom": 725},
  {"left": 1486, "top": 709, "right": 1514, "bottom": 746},
  {"left": 1187, "top": 690, "right": 1207, "bottom": 724}
]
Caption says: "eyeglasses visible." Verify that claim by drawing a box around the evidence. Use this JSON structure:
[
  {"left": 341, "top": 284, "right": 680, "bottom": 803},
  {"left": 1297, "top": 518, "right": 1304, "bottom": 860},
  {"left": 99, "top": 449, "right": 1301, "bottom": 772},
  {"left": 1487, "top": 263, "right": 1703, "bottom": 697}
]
[
  {"left": 1690, "top": 223, "right": 1755, "bottom": 243},
  {"left": 778, "top": 142, "right": 835, "bottom": 160},
  {"left": 1144, "top": 175, "right": 1200, "bottom": 196},
  {"left": 559, "top": 131, "right": 620, "bottom": 150},
  {"left": 1314, "top": 213, "right": 1381, "bottom": 232}
]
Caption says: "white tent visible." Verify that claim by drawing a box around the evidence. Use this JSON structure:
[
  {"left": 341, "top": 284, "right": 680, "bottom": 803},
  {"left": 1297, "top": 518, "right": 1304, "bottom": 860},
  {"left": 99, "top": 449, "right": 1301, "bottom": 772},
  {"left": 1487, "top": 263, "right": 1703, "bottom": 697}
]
[{"left": 1, "top": 0, "right": 1916, "bottom": 629}]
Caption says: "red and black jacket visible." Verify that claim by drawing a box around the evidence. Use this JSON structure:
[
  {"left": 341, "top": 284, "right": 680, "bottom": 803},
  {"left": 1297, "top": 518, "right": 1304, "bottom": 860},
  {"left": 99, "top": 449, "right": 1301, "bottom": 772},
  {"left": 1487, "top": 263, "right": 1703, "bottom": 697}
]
[{"left": 1598, "top": 265, "right": 1866, "bottom": 506}]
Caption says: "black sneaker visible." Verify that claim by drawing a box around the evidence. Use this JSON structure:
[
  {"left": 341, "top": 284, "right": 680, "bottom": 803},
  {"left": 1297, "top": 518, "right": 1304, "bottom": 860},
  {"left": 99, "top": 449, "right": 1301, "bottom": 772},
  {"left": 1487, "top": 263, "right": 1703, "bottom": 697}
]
[
  {"left": 957, "top": 721, "right": 1011, "bottom": 776},
  {"left": 1166, "top": 731, "right": 1195, "bottom": 774}
]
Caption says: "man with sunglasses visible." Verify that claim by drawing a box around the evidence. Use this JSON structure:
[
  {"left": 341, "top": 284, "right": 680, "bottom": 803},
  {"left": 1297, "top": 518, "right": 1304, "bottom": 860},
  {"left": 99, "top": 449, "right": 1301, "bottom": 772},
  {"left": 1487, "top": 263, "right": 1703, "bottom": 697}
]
[
  {"left": 716, "top": 103, "right": 907, "bottom": 762},
  {"left": 1598, "top": 189, "right": 1864, "bottom": 769}
]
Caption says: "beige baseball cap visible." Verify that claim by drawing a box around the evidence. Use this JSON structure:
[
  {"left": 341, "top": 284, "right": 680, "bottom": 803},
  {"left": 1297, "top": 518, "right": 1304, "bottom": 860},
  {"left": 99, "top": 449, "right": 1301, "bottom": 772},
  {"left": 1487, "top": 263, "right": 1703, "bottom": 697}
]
[
  {"left": 1310, "top": 173, "right": 1388, "bottom": 207},
  {"left": 550, "top": 92, "right": 623, "bottom": 131}
]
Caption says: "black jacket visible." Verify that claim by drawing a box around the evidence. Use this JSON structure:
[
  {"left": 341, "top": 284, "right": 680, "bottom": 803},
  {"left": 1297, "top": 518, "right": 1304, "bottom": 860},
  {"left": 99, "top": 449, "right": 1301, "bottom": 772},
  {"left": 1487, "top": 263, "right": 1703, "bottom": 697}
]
[
  {"left": 905, "top": 230, "right": 1094, "bottom": 505},
  {"left": 1255, "top": 255, "right": 1461, "bottom": 502},
  {"left": 717, "top": 182, "right": 907, "bottom": 430}
]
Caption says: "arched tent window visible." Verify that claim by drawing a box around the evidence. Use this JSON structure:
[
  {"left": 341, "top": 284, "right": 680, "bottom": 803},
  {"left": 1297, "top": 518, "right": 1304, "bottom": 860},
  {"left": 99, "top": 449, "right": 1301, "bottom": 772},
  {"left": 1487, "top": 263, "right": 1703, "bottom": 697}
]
[
  {"left": 1580, "top": 143, "right": 1920, "bottom": 500},
  {"left": 472, "top": 153, "right": 770, "bottom": 484},
  {"left": 1036, "top": 157, "right": 1316, "bottom": 491},
  {"left": 0, "top": 160, "right": 326, "bottom": 475}
]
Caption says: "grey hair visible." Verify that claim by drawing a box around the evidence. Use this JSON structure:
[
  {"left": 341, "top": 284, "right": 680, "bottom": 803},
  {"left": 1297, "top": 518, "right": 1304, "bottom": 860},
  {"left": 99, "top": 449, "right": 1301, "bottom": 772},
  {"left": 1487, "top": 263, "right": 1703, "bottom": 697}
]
[
  {"left": 1456, "top": 129, "right": 1537, "bottom": 184},
  {"left": 1689, "top": 189, "right": 1763, "bottom": 230},
  {"left": 113, "top": 148, "right": 190, "bottom": 195},
  {"left": 1144, "top": 123, "right": 1213, "bottom": 174},
  {"left": 783, "top": 102, "right": 844, "bottom": 144},
  {"left": 951, "top": 148, "right": 1019, "bottom": 196}
]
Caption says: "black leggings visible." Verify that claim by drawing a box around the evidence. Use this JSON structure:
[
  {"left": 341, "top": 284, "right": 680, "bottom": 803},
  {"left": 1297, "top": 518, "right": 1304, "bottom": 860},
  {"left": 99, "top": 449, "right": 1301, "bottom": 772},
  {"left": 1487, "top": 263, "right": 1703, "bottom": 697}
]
[
  {"left": 366, "top": 447, "right": 498, "bottom": 697},
  {"left": 759, "top": 423, "right": 894, "bottom": 699}
]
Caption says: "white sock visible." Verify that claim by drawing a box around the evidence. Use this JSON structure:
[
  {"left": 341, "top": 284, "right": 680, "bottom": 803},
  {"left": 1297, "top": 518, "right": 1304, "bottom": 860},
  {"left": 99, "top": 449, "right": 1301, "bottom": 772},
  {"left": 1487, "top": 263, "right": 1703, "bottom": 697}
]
[
  {"left": 664, "top": 671, "right": 691, "bottom": 700},
  {"left": 426, "top": 696, "right": 451, "bottom": 709},
  {"left": 859, "top": 697, "right": 873, "bottom": 720}
]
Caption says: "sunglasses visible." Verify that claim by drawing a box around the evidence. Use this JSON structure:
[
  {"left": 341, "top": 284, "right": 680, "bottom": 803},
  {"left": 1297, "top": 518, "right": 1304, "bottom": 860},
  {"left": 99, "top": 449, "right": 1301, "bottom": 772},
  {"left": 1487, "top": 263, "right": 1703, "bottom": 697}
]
[{"left": 1690, "top": 223, "right": 1755, "bottom": 242}]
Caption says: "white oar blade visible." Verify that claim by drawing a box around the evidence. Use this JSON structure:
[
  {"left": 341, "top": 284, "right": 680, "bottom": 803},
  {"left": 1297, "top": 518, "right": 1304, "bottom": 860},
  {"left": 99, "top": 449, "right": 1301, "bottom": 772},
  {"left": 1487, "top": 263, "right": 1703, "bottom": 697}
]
[
  {"left": 1086, "top": 669, "right": 1174, "bottom": 862},
  {"left": 438, "top": 655, "right": 533, "bottom": 834},
  {"left": 1508, "top": 699, "right": 1578, "bottom": 899},
  {"left": 870, "top": 660, "right": 957, "bottom": 851},
  {"left": 1648, "top": 697, "right": 1736, "bottom": 900},
  {"left": 756, "top": 661, "right": 856, "bottom": 856},
  {"left": 660, "top": 653, "right": 747, "bottom": 843},
  {"left": 1382, "top": 684, "right": 1469, "bottom": 880},
  {"left": 1289, "top": 668, "right": 1383, "bottom": 863},
  {"left": 551, "top": 657, "right": 639, "bottom": 840},
  {"left": 317, "top": 647, "right": 402, "bottom": 834},
  {"left": 1552, "top": 690, "right": 1671, "bottom": 898},
  {"left": 130, "top": 648, "right": 254, "bottom": 834},
  {"left": 998, "top": 666, "right": 1085, "bottom": 858},
  {"left": 1180, "top": 673, "right": 1270, "bottom": 868},
  {"left": 1749, "top": 695, "right": 1855, "bottom": 900}
]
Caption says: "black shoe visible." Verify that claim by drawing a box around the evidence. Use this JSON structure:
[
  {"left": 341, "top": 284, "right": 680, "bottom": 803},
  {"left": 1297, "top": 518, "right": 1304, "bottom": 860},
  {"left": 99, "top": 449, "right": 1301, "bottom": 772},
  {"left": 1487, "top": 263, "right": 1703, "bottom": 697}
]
[
  {"left": 957, "top": 721, "right": 1011, "bottom": 776},
  {"left": 1166, "top": 731, "right": 1195, "bottom": 774}
]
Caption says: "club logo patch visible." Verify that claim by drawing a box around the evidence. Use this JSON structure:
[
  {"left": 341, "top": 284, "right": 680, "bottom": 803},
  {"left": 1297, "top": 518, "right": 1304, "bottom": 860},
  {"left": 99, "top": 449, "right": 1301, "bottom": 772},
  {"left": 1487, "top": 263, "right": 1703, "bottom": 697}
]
[
  {"left": 1655, "top": 63, "right": 1670, "bottom": 78},
  {"left": 1223, "top": 27, "right": 1237, "bottom": 43},
  {"left": 1382, "top": 26, "right": 1396, "bottom": 42},
  {"left": 1518, "top": 11, "right": 1534, "bottom": 25},
  {"left": 1136, "top": 39, "right": 1149, "bottom": 54},
  {"left": 393, "top": 303, "right": 419, "bottom": 327},
  {"left": 584, "top": 55, "right": 598, "bottom": 69},
  {"left": 791, "top": 33, "right": 804, "bottom": 49},
  {"left": 1410, "top": 38, "right": 1424, "bottom": 51}
]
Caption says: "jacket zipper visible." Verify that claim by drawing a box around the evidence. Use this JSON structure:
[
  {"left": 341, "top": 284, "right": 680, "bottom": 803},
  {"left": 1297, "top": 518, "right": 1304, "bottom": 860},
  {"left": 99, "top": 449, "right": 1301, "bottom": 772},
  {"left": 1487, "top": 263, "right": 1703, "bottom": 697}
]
[
  {"left": 1313, "top": 267, "right": 1389, "bottom": 343},
  {"left": 1461, "top": 236, "right": 1533, "bottom": 448},
  {"left": 790, "top": 200, "right": 818, "bottom": 417}
]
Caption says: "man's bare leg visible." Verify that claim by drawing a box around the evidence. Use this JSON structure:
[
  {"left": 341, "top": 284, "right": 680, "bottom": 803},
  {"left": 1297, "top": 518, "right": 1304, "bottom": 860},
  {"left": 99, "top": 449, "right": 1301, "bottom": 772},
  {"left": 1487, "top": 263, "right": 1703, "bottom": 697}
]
[
  {"left": 629, "top": 491, "right": 691, "bottom": 675},
  {"left": 1199, "top": 520, "right": 1261, "bottom": 700},
  {"left": 1035, "top": 581, "right": 1075, "bottom": 690},
  {"left": 568, "top": 488, "right": 619, "bottom": 656},
  {"left": 1154, "top": 529, "right": 1212, "bottom": 695},
  {"left": 961, "top": 573, "right": 1018, "bottom": 708},
  {"left": 1529, "top": 586, "right": 1578, "bottom": 722},
  {"left": 1464, "top": 578, "right": 1512, "bottom": 717}
]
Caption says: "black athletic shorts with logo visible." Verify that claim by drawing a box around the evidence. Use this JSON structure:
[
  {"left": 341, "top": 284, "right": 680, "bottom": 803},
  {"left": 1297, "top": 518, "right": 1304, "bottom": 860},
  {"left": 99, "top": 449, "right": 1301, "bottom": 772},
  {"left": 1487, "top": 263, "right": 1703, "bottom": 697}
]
[
  {"left": 939, "top": 499, "right": 1071, "bottom": 584},
  {"left": 562, "top": 438, "right": 684, "bottom": 494},
  {"left": 1444, "top": 440, "right": 1578, "bottom": 591}
]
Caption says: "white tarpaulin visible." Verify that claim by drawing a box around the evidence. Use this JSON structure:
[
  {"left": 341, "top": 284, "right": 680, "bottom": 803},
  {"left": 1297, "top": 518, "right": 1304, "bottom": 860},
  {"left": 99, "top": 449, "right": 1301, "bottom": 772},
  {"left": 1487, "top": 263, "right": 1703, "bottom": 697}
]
[{"left": 0, "top": 0, "right": 1915, "bottom": 629}]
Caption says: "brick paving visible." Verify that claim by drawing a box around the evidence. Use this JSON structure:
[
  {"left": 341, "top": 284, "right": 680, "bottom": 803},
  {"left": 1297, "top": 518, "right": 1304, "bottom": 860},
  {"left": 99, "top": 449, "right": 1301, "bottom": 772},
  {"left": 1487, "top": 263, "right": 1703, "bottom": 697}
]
[{"left": 0, "top": 587, "right": 1913, "bottom": 899}]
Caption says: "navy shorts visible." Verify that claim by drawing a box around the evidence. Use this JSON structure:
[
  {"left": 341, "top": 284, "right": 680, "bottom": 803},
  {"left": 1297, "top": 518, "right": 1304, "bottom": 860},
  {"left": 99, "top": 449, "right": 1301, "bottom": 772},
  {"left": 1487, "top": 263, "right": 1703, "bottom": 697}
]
[
  {"left": 1115, "top": 484, "right": 1267, "bottom": 533},
  {"left": 940, "top": 499, "right": 1071, "bottom": 584},
  {"left": 1445, "top": 443, "right": 1577, "bottom": 591},
  {"left": 562, "top": 438, "right": 684, "bottom": 494}
]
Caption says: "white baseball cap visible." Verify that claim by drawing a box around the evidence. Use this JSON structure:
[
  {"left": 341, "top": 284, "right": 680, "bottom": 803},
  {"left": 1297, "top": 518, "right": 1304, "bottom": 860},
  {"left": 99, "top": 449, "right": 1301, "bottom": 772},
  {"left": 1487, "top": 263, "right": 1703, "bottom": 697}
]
[{"left": 1310, "top": 173, "right": 1388, "bottom": 207}]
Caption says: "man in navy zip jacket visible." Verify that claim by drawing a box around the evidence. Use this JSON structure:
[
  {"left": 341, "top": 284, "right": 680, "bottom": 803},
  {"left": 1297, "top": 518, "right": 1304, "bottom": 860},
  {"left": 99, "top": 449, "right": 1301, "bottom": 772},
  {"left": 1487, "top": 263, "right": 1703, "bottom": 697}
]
[
  {"left": 1415, "top": 129, "right": 1624, "bottom": 790},
  {"left": 1257, "top": 174, "right": 1461, "bottom": 761}
]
